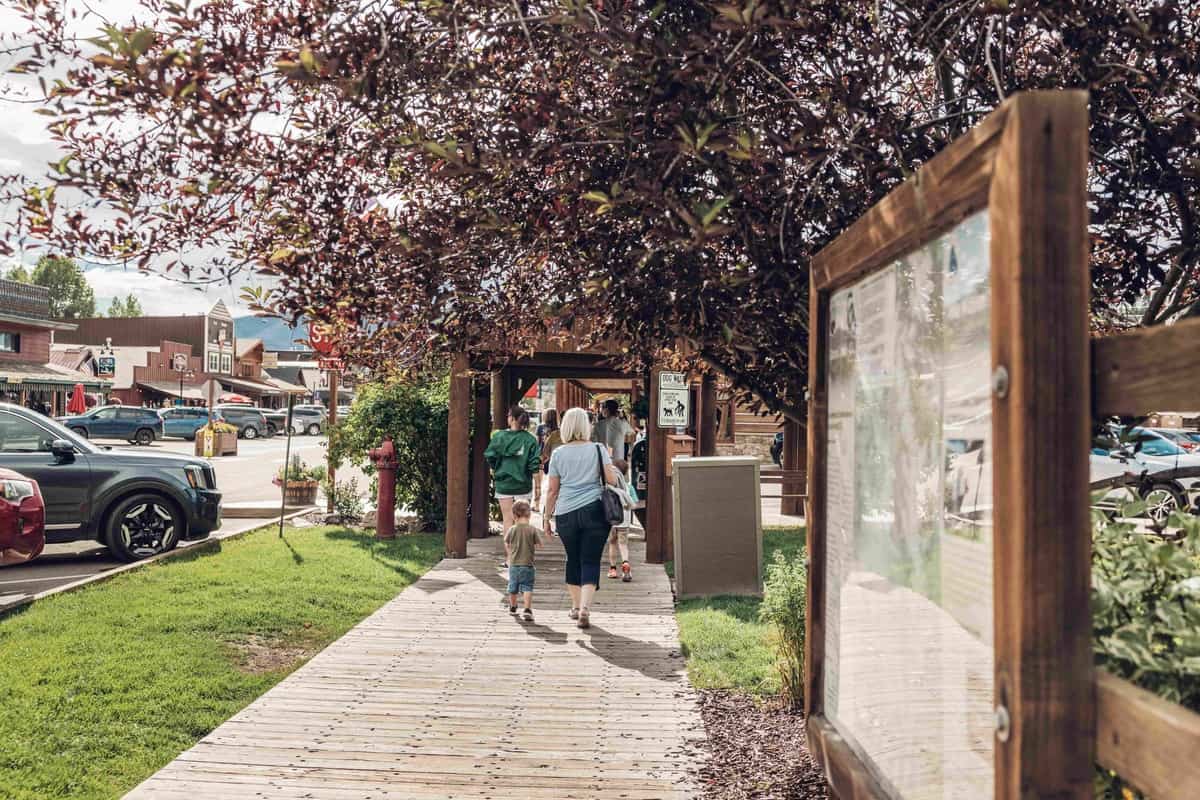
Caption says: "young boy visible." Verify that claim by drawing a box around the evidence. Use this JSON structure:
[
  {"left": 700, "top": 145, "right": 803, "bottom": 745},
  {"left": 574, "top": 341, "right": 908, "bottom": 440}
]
[{"left": 504, "top": 500, "right": 541, "bottom": 621}]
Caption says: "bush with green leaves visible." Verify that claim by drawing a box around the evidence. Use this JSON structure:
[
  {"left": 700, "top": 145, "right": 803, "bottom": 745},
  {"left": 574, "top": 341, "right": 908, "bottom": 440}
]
[
  {"left": 321, "top": 476, "right": 365, "bottom": 522},
  {"left": 1092, "top": 508, "right": 1200, "bottom": 798},
  {"left": 760, "top": 549, "right": 807, "bottom": 709},
  {"left": 327, "top": 374, "right": 449, "bottom": 529}
]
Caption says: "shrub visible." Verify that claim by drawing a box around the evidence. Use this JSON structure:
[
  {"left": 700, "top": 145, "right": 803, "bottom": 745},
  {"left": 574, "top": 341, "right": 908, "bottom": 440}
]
[
  {"left": 276, "top": 454, "right": 323, "bottom": 484},
  {"left": 321, "top": 476, "right": 365, "bottom": 521},
  {"left": 760, "top": 549, "right": 807, "bottom": 709},
  {"left": 1092, "top": 509, "right": 1200, "bottom": 798},
  {"left": 327, "top": 373, "right": 449, "bottom": 529}
]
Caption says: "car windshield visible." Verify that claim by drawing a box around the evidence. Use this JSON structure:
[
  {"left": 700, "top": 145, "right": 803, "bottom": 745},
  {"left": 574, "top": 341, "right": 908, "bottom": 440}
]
[
  {"left": 34, "top": 412, "right": 99, "bottom": 453},
  {"left": 1133, "top": 430, "right": 1185, "bottom": 457}
]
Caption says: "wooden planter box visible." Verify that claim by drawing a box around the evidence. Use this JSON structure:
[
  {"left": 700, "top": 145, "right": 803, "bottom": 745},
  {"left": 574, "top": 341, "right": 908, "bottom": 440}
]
[
  {"left": 194, "top": 430, "right": 238, "bottom": 457},
  {"left": 273, "top": 478, "right": 319, "bottom": 506}
]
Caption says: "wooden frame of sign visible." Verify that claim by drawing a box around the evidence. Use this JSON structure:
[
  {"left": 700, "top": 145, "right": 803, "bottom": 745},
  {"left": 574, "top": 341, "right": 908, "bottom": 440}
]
[{"left": 805, "top": 92, "right": 1092, "bottom": 798}]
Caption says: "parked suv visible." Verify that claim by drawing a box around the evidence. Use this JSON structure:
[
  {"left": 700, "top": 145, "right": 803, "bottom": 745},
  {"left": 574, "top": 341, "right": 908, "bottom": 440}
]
[
  {"left": 263, "top": 407, "right": 325, "bottom": 436},
  {"left": 158, "top": 406, "right": 215, "bottom": 440},
  {"left": 58, "top": 405, "right": 163, "bottom": 445},
  {"left": 214, "top": 405, "right": 270, "bottom": 439},
  {"left": 0, "top": 404, "right": 221, "bottom": 561}
]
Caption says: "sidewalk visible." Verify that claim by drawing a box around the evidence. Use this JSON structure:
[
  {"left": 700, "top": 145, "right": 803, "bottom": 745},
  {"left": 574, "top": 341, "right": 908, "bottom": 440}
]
[{"left": 127, "top": 534, "right": 706, "bottom": 799}]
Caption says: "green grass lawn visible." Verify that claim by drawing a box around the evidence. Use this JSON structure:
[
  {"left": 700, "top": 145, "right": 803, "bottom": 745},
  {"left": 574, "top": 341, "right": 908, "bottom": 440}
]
[
  {"left": 675, "top": 526, "right": 805, "bottom": 695},
  {"left": 0, "top": 526, "right": 443, "bottom": 800}
]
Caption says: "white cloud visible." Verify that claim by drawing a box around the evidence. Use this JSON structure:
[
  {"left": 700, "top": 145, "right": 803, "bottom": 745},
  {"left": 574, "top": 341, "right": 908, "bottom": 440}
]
[{"left": 83, "top": 265, "right": 255, "bottom": 316}]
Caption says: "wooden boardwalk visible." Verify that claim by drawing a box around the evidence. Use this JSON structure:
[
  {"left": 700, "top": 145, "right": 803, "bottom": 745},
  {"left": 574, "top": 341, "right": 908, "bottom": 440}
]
[{"left": 127, "top": 535, "right": 705, "bottom": 799}]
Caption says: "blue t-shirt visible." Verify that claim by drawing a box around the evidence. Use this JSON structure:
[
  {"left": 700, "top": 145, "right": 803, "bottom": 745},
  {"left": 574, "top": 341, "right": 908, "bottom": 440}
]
[{"left": 548, "top": 442, "right": 611, "bottom": 515}]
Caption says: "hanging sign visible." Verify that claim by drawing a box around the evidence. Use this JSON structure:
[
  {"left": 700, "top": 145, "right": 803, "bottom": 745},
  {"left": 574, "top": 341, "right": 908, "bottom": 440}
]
[
  {"left": 657, "top": 372, "right": 690, "bottom": 427},
  {"left": 96, "top": 355, "right": 116, "bottom": 377}
]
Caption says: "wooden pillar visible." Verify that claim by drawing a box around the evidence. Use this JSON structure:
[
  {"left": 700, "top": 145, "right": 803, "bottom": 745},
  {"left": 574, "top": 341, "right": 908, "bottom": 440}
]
[
  {"left": 445, "top": 354, "right": 471, "bottom": 558},
  {"left": 645, "top": 367, "right": 668, "bottom": 564},
  {"left": 490, "top": 369, "right": 506, "bottom": 432},
  {"left": 469, "top": 378, "right": 492, "bottom": 539},
  {"left": 698, "top": 373, "right": 717, "bottom": 457},
  {"left": 555, "top": 379, "right": 569, "bottom": 415},
  {"left": 780, "top": 418, "right": 806, "bottom": 516}
]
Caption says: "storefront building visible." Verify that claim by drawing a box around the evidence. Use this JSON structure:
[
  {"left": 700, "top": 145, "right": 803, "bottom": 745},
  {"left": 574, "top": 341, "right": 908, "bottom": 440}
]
[{"left": 0, "top": 279, "right": 110, "bottom": 413}]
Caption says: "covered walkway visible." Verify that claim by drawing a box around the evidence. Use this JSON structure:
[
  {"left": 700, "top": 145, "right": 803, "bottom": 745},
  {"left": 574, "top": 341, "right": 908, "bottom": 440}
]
[{"left": 127, "top": 534, "right": 705, "bottom": 799}]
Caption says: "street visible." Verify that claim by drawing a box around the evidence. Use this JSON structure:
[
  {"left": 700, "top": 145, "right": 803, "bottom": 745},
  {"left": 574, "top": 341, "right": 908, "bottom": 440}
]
[{"left": 0, "top": 432, "right": 367, "bottom": 610}]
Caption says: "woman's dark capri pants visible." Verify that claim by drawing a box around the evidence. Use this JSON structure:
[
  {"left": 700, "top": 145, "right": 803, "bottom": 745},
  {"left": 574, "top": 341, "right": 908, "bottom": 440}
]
[{"left": 555, "top": 499, "right": 610, "bottom": 588}]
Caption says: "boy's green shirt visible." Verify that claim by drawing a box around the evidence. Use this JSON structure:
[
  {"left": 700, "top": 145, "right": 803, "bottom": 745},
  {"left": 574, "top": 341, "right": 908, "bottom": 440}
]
[{"left": 484, "top": 429, "right": 540, "bottom": 495}]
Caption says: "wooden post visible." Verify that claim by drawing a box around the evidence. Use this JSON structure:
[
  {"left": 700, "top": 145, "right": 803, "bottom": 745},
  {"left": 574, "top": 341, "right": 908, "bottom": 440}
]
[
  {"left": 780, "top": 418, "right": 805, "bottom": 516},
  {"left": 645, "top": 367, "right": 668, "bottom": 563},
  {"left": 469, "top": 378, "right": 491, "bottom": 539},
  {"left": 989, "top": 91, "right": 1092, "bottom": 800},
  {"left": 326, "top": 370, "right": 337, "bottom": 513},
  {"left": 445, "top": 354, "right": 471, "bottom": 558},
  {"left": 491, "top": 369, "right": 506, "bottom": 433},
  {"left": 555, "top": 379, "right": 569, "bottom": 415},
  {"left": 698, "top": 373, "right": 717, "bottom": 457}
]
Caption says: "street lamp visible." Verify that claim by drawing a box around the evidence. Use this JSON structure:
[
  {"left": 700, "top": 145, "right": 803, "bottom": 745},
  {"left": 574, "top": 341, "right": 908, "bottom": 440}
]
[{"left": 176, "top": 366, "right": 195, "bottom": 407}]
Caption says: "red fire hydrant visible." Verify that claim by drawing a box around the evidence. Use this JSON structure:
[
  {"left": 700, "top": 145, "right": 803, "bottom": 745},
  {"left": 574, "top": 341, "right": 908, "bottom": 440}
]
[{"left": 368, "top": 436, "right": 398, "bottom": 540}]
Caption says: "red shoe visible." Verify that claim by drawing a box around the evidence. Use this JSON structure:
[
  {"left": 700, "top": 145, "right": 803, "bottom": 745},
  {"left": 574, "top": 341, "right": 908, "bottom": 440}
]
[
  {"left": 607, "top": 566, "right": 619, "bottom": 579},
  {"left": 621, "top": 562, "right": 632, "bottom": 582}
]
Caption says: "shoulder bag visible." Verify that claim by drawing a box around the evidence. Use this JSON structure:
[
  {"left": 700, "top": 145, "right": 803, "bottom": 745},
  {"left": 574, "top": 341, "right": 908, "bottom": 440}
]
[{"left": 595, "top": 444, "right": 626, "bottom": 526}]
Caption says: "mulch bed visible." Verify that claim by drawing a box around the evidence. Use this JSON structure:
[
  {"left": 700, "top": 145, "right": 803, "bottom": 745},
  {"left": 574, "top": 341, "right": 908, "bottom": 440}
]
[{"left": 695, "top": 690, "right": 828, "bottom": 800}]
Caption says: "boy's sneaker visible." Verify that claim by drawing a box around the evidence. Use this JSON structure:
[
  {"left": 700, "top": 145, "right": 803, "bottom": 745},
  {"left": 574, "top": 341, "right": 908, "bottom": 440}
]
[
  {"left": 621, "top": 562, "right": 632, "bottom": 582},
  {"left": 568, "top": 608, "right": 580, "bottom": 620},
  {"left": 607, "top": 566, "right": 619, "bottom": 579},
  {"left": 522, "top": 609, "right": 533, "bottom": 621},
  {"left": 509, "top": 604, "right": 518, "bottom": 614}
]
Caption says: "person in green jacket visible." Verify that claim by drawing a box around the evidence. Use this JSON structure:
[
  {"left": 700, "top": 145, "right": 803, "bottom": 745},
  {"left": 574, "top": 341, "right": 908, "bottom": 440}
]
[{"left": 485, "top": 405, "right": 541, "bottom": 540}]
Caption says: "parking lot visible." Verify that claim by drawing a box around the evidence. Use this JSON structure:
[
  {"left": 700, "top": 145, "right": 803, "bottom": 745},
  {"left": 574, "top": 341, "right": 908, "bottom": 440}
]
[{"left": 0, "top": 432, "right": 366, "bottom": 611}]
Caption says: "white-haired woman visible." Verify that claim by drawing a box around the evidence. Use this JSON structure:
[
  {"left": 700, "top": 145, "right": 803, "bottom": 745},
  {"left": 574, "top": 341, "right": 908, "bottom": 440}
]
[{"left": 542, "top": 407, "right": 620, "bottom": 628}]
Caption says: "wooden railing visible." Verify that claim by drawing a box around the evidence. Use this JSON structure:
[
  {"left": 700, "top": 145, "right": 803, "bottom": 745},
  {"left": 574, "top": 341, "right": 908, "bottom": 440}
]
[{"left": 1090, "top": 315, "right": 1200, "bottom": 800}]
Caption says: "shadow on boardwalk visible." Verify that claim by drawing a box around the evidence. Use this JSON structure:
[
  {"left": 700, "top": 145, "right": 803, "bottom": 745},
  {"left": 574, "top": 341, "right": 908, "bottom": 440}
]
[{"left": 126, "top": 535, "right": 706, "bottom": 799}]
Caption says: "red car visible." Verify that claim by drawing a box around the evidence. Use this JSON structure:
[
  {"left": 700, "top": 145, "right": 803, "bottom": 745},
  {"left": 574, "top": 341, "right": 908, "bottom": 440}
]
[{"left": 0, "top": 467, "right": 45, "bottom": 566}]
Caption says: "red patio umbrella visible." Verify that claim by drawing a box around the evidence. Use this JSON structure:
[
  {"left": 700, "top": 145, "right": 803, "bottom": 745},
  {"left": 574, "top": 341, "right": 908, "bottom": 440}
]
[{"left": 67, "top": 384, "right": 87, "bottom": 415}]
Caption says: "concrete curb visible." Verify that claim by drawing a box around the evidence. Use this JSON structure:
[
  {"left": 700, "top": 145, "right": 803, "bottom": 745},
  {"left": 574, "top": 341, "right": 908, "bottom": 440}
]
[{"left": 0, "top": 508, "right": 313, "bottom": 618}]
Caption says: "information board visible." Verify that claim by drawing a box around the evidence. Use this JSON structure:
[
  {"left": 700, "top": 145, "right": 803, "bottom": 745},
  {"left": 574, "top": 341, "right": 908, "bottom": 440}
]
[
  {"left": 657, "top": 372, "right": 690, "bottom": 427},
  {"left": 823, "top": 211, "right": 994, "bottom": 799}
]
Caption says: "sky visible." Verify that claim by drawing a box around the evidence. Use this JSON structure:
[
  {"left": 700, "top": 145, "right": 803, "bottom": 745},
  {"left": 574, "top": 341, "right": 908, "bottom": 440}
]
[{"left": 0, "top": 1, "right": 261, "bottom": 317}]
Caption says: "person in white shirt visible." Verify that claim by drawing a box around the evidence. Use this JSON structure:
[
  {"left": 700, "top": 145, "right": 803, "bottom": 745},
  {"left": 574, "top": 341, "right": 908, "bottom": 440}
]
[{"left": 591, "top": 399, "right": 632, "bottom": 471}]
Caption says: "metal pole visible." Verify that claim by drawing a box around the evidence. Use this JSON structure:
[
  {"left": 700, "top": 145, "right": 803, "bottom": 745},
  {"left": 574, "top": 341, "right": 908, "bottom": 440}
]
[
  {"left": 278, "top": 393, "right": 295, "bottom": 537},
  {"left": 326, "top": 369, "right": 338, "bottom": 514}
]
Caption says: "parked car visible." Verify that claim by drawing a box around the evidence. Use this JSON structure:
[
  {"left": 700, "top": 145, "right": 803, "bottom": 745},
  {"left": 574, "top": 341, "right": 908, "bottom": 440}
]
[
  {"left": 158, "top": 407, "right": 217, "bottom": 440},
  {"left": 0, "top": 466, "right": 45, "bottom": 566},
  {"left": 0, "top": 404, "right": 221, "bottom": 561},
  {"left": 770, "top": 432, "right": 784, "bottom": 466},
  {"left": 263, "top": 407, "right": 325, "bottom": 436},
  {"left": 58, "top": 405, "right": 163, "bottom": 445},
  {"left": 1091, "top": 426, "right": 1200, "bottom": 524},
  {"left": 214, "top": 405, "right": 270, "bottom": 439},
  {"left": 1148, "top": 427, "right": 1200, "bottom": 453}
]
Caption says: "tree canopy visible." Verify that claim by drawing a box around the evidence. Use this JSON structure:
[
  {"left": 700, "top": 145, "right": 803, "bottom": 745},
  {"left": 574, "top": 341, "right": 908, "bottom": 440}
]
[
  {"left": 106, "top": 293, "right": 144, "bottom": 318},
  {"left": 4, "top": 1, "right": 1197, "bottom": 417}
]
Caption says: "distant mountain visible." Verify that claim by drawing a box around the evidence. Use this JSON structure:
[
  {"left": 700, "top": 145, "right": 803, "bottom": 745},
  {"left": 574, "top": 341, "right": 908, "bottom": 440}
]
[{"left": 234, "top": 315, "right": 308, "bottom": 350}]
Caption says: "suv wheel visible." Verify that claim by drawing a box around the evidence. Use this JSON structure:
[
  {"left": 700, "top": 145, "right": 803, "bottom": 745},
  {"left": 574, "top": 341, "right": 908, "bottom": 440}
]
[
  {"left": 306, "top": 423, "right": 321, "bottom": 436},
  {"left": 72, "top": 426, "right": 88, "bottom": 438},
  {"left": 242, "top": 425, "right": 258, "bottom": 440},
  {"left": 134, "top": 428, "right": 155, "bottom": 446},
  {"left": 105, "top": 494, "right": 182, "bottom": 562}
]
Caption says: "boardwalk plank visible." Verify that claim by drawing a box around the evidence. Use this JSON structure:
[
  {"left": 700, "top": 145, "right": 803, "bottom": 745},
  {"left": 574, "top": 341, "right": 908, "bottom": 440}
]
[{"left": 126, "top": 537, "right": 703, "bottom": 799}]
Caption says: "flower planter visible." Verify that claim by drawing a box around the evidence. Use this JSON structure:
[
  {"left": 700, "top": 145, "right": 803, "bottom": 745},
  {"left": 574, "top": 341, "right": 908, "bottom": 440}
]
[
  {"left": 272, "top": 478, "right": 320, "bottom": 506},
  {"left": 195, "top": 430, "right": 238, "bottom": 457}
]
